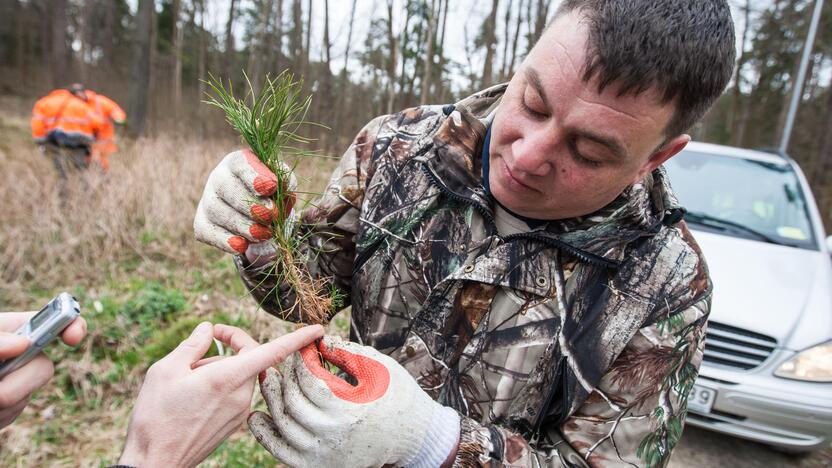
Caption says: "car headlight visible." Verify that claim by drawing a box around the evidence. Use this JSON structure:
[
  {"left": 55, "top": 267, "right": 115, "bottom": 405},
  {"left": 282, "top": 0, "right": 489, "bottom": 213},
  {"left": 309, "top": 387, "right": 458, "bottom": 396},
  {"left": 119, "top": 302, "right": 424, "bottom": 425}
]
[{"left": 775, "top": 341, "right": 832, "bottom": 383}]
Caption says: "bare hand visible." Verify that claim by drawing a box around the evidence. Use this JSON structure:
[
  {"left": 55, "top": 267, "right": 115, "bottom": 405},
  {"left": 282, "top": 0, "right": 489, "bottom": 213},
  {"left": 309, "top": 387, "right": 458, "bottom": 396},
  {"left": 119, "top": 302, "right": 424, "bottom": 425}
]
[
  {"left": 118, "top": 322, "right": 324, "bottom": 468},
  {"left": 0, "top": 311, "right": 87, "bottom": 429}
]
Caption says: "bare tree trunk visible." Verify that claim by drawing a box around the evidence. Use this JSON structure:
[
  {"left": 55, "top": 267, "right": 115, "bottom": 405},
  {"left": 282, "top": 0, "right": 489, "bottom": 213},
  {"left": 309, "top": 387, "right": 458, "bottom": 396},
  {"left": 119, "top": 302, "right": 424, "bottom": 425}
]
[
  {"left": 524, "top": 0, "right": 534, "bottom": 53},
  {"left": 103, "top": 0, "right": 115, "bottom": 68},
  {"left": 317, "top": 0, "right": 333, "bottom": 149},
  {"left": 499, "top": 0, "right": 513, "bottom": 81},
  {"left": 128, "top": 0, "right": 154, "bottom": 137},
  {"left": 15, "top": 0, "right": 26, "bottom": 88},
  {"left": 322, "top": 0, "right": 331, "bottom": 75},
  {"left": 303, "top": 0, "right": 313, "bottom": 78},
  {"left": 320, "top": 0, "right": 331, "bottom": 104},
  {"left": 436, "top": 0, "right": 450, "bottom": 102},
  {"left": 291, "top": 0, "right": 303, "bottom": 73},
  {"left": 508, "top": 0, "right": 525, "bottom": 78},
  {"left": 197, "top": 0, "right": 207, "bottom": 135},
  {"left": 248, "top": 0, "right": 275, "bottom": 94},
  {"left": 334, "top": 0, "right": 358, "bottom": 151},
  {"left": 340, "top": 0, "right": 358, "bottom": 80},
  {"left": 532, "top": 0, "right": 551, "bottom": 45},
  {"left": 78, "top": 0, "right": 91, "bottom": 83},
  {"left": 147, "top": 0, "right": 159, "bottom": 133},
  {"left": 272, "top": 0, "right": 284, "bottom": 73},
  {"left": 419, "top": 0, "right": 437, "bottom": 105},
  {"left": 397, "top": 1, "right": 413, "bottom": 108},
  {"left": 405, "top": 3, "right": 426, "bottom": 103},
  {"left": 51, "top": 0, "right": 68, "bottom": 87},
  {"left": 197, "top": 0, "right": 206, "bottom": 102},
  {"left": 481, "top": 0, "right": 500, "bottom": 88},
  {"left": 172, "top": 0, "right": 183, "bottom": 117},
  {"left": 223, "top": 0, "right": 238, "bottom": 78},
  {"left": 385, "top": 0, "right": 398, "bottom": 114},
  {"left": 729, "top": 0, "right": 751, "bottom": 147}
]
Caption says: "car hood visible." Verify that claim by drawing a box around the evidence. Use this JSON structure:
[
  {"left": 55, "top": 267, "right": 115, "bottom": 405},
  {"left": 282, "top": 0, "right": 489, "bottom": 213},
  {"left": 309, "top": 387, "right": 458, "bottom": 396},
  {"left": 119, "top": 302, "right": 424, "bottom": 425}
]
[{"left": 691, "top": 229, "right": 831, "bottom": 348}]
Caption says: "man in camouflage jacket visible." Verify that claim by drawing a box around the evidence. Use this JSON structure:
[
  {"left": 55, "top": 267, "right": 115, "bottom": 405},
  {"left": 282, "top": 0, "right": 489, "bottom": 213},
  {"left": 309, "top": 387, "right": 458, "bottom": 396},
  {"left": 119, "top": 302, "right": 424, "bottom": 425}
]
[{"left": 194, "top": 1, "right": 735, "bottom": 466}]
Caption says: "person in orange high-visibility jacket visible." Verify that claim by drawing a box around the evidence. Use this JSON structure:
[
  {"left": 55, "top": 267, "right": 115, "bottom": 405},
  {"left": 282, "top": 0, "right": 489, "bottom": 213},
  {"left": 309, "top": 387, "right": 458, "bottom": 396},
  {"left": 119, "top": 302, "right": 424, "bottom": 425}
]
[
  {"left": 30, "top": 84, "right": 105, "bottom": 193},
  {"left": 85, "top": 90, "right": 126, "bottom": 171}
]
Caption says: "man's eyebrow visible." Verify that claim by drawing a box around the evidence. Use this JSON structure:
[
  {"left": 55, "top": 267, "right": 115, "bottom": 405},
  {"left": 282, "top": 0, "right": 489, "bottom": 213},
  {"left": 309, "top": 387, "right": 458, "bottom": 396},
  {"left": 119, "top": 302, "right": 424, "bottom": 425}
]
[
  {"left": 525, "top": 66, "right": 627, "bottom": 159},
  {"left": 575, "top": 130, "right": 628, "bottom": 160},
  {"left": 524, "top": 68, "right": 550, "bottom": 108}
]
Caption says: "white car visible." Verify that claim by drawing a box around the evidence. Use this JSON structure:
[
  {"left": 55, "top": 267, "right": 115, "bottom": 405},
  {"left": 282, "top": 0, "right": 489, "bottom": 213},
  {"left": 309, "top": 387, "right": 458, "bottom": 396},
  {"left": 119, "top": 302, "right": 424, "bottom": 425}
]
[{"left": 663, "top": 141, "right": 832, "bottom": 453}]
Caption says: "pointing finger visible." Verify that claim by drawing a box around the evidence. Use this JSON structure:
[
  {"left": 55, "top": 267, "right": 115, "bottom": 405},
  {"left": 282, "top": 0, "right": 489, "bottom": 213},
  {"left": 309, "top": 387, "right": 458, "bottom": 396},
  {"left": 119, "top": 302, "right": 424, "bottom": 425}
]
[{"left": 218, "top": 325, "right": 324, "bottom": 385}]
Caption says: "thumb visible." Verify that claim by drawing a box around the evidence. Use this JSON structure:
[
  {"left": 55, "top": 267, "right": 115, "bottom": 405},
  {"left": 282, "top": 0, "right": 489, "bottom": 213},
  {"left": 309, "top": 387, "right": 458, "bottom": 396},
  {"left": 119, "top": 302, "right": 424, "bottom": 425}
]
[
  {"left": 0, "top": 332, "right": 30, "bottom": 360},
  {"left": 169, "top": 322, "right": 215, "bottom": 366}
]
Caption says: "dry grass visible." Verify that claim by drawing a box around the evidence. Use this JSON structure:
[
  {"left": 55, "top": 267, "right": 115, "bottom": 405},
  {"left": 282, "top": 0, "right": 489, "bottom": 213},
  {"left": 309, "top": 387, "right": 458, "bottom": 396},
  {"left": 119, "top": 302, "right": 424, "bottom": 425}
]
[
  {"left": 0, "top": 96, "right": 343, "bottom": 466},
  {"left": 0, "top": 102, "right": 337, "bottom": 308}
]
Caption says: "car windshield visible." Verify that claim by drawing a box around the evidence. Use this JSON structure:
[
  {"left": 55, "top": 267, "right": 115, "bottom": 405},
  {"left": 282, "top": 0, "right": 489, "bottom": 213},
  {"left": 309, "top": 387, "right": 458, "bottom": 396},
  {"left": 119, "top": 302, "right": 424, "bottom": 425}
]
[{"left": 664, "top": 150, "right": 817, "bottom": 250}]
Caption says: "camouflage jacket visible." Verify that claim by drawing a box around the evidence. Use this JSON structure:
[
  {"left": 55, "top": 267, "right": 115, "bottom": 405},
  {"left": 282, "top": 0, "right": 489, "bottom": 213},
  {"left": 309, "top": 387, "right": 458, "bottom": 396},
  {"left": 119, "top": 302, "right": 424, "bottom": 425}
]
[{"left": 237, "top": 85, "right": 712, "bottom": 467}]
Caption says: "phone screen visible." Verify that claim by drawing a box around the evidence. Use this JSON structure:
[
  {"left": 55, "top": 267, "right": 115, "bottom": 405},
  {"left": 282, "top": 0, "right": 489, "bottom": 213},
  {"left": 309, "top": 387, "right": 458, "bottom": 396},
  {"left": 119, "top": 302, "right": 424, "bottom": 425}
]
[{"left": 30, "top": 305, "right": 52, "bottom": 330}]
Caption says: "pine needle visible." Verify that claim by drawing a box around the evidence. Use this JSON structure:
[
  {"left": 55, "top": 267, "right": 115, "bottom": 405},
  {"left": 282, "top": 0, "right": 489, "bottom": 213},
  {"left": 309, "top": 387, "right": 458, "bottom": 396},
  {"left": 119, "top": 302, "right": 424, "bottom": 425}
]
[{"left": 203, "top": 71, "right": 337, "bottom": 325}]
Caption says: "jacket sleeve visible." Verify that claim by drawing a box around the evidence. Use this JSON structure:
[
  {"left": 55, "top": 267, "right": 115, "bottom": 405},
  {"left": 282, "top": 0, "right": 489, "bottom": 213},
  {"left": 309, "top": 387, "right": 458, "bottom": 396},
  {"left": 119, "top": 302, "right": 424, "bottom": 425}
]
[
  {"left": 234, "top": 114, "right": 390, "bottom": 323},
  {"left": 31, "top": 100, "right": 48, "bottom": 142},
  {"left": 450, "top": 295, "right": 710, "bottom": 468},
  {"left": 100, "top": 95, "right": 127, "bottom": 123}
]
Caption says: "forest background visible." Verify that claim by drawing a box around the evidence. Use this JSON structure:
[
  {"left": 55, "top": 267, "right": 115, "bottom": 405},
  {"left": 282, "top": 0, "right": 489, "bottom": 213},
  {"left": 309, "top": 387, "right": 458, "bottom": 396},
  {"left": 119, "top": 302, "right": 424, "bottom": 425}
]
[
  {"left": 0, "top": 0, "right": 830, "bottom": 466},
  {"left": 3, "top": 0, "right": 831, "bottom": 193}
]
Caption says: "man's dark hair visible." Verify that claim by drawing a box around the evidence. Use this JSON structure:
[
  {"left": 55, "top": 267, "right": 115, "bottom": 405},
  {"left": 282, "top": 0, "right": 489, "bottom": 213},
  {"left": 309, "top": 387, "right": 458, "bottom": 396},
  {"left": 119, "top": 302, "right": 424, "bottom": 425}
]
[
  {"left": 67, "top": 83, "right": 87, "bottom": 101},
  {"left": 552, "top": 0, "right": 736, "bottom": 138}
]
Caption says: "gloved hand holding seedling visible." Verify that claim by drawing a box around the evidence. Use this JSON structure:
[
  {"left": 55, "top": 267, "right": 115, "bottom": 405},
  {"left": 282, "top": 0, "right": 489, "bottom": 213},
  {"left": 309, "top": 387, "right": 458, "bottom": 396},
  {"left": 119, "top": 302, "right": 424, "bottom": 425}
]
[{"left": 195, "top": 72, "right": 339, "bottom": 325}]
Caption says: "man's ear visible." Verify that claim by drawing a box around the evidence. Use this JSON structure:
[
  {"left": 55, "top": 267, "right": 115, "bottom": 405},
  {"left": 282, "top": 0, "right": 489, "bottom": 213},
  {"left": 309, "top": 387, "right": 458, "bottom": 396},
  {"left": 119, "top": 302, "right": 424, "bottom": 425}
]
[{"left": 634, "top": 134, "right": 690, "bottom": 183}]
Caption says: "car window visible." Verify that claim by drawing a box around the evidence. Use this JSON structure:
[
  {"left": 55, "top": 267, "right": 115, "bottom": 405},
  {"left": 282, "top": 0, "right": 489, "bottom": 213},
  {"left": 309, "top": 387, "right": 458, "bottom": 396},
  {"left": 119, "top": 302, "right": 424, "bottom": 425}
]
[{"left": 664, "top": 150, "right": 817, "bottom": 250}]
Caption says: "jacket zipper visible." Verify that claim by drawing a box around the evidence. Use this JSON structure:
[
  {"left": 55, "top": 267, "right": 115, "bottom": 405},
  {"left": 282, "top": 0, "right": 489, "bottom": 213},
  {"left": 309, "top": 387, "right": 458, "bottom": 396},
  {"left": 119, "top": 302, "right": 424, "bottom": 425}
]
[
  {"left": 504, "top": 232, "right": 619, "bottom": 269},
  {"left": 420, "top": 162, "right": 498, "bottom": 233}
]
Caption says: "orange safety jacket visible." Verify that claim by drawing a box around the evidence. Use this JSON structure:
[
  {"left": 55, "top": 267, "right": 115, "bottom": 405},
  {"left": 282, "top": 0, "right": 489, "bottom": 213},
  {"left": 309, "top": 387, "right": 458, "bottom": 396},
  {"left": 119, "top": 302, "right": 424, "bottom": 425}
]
[
  {"left": 85, "top": 90, "right": 126, "bottom": 155},
  {"left": 31, "top": 89, "right": 105, "bottom": 148}
]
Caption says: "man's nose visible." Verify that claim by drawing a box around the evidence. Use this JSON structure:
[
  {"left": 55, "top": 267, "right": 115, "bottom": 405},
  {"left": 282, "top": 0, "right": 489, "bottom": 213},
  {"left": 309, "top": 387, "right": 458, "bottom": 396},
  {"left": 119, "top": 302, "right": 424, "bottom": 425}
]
[{"left": 511, "top": 133, "right": 555, "bottom": 177}]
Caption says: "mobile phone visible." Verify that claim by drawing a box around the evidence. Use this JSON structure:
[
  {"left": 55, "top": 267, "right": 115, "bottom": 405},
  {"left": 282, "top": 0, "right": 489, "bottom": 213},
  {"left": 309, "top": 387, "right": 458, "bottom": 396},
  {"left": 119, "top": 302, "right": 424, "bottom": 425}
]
[{"left": 0, "top": 292, "right": 81, "bottom": 380}]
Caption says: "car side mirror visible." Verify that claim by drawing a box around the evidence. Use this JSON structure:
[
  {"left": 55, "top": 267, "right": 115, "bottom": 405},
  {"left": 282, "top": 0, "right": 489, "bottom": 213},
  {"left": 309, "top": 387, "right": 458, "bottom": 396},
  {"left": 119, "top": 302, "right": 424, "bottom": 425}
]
[{"left": 826, "top": 235, "right": 832, "bottom": 254}]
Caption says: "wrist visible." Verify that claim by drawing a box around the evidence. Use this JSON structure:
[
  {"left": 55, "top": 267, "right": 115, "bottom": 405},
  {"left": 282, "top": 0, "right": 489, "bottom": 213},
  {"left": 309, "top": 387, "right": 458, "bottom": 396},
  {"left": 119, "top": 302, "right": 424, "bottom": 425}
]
[
  {"left": 118, "top": 428, "right": 176, "bottom": 468},
  {"left": 441, "top": 441, "right": 458, "bottom": 468},
  {"left": 117, "top": 438, "right": 147, "bottom": 467},
  {"left": 406, "top": 404, "right": 460, "bottom": 468}
]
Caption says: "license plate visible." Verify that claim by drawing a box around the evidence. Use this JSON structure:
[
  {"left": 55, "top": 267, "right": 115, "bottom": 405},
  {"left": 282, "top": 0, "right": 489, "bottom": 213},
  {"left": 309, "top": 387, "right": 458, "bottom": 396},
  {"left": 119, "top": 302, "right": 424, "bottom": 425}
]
[{"left": 687, "top": 384, "right": 717, "bottom": 414}]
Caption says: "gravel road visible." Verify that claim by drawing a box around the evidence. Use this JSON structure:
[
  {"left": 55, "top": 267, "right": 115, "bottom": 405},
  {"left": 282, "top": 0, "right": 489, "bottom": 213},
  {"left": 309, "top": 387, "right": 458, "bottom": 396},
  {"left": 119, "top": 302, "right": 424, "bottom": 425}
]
[{"left": 669, "top": 426, "right": 832, "bottom": 468}]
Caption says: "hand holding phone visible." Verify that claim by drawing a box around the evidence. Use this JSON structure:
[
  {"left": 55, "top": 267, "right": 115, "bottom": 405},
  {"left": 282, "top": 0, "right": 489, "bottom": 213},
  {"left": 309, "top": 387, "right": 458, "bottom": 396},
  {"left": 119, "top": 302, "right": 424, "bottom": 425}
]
[{"left": 0, "top": 293, "right": 86, "bottom": 429}]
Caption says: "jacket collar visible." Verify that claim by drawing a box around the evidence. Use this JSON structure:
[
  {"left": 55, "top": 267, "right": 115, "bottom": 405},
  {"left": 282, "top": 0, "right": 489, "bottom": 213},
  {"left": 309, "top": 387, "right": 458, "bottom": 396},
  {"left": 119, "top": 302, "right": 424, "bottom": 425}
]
[{"left": 422, "top": 85, "right": 685, "bottom": 265}]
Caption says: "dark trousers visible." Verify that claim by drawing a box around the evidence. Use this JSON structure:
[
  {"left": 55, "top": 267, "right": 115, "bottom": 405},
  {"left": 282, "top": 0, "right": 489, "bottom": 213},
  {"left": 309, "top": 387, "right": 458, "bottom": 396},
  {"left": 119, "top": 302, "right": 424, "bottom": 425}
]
[{"left": 43, "top": 144, "right": 90, "bottom": 197}]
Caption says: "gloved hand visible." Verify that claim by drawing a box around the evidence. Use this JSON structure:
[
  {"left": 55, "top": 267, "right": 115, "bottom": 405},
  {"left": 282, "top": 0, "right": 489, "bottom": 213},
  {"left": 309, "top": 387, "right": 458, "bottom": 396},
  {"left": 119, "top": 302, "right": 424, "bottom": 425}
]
[
  {"left": 248, "top": 336, "right": 461, "bottom": 468},
  {"left": 194, "top": 149, "right": 297, "bottom": 258}
]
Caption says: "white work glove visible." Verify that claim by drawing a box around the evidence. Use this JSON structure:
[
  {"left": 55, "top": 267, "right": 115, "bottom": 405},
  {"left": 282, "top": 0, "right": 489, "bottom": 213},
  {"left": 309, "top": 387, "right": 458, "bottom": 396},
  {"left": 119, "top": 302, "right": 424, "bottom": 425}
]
[
  {"left": 194, "top": 149, "right": 297, "bottom": 260},
  {"left": 248, "top": 336, "right": 461, "bottom": 468}
]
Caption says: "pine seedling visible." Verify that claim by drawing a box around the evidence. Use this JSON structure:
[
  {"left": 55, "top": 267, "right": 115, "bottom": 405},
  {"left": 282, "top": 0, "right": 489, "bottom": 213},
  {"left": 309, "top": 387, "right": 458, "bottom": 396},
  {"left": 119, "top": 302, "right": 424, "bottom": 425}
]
[{"left": 204, "top": 71, "right": 337, "bottom": 325}]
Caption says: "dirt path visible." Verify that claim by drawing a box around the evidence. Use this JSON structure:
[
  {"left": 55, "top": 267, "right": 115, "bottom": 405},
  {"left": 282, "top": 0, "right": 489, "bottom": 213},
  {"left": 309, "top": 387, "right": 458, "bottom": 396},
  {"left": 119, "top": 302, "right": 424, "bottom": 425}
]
[{"left": 669, "top": 427, "right": 832, "bottom": 467}]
